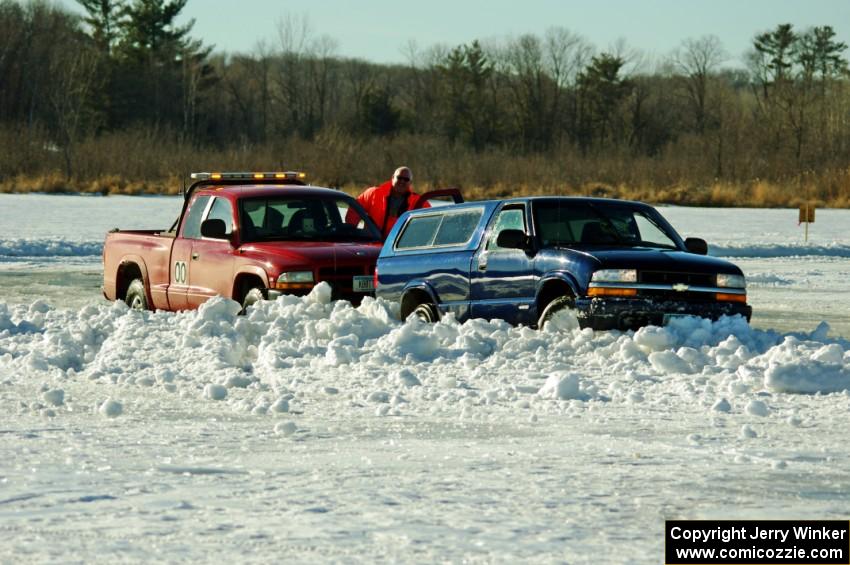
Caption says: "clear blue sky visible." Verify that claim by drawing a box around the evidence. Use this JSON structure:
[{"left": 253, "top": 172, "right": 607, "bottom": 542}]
[{"left": 58, "top": 0, "right": 850, "bottom": 66}]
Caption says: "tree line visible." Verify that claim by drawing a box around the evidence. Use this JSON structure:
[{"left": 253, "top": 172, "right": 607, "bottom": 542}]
[{"left": 1, "top": 0, "right": 849, "bottom": 205}]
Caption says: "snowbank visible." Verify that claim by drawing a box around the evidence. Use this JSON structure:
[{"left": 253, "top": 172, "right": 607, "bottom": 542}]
[{"left": 2, "top": 284, "right": 848, "bottom": 427}]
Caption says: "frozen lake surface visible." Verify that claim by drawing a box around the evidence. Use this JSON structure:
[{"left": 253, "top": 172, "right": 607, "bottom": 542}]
[{"left": 0, "top": 194, "right": 849, "bottom": 562}]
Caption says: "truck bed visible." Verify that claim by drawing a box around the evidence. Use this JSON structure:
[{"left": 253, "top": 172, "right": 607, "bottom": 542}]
[{"left": 102, "top": 230, "right": 176, "bottom": 304}]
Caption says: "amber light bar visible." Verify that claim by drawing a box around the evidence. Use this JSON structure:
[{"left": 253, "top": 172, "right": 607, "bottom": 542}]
[
  {"left": 587, "top": 287, "right": 638, "bottom": 298},
  {"left": 191, "top": 171, "right": 307, "bottom": 181}
]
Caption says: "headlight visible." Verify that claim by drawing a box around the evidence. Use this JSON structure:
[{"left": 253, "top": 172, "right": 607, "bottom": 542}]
[
  {"left": 275, "top": 271, "right": 313, "bottom": 289},
  {"left": 716, "top": 273, "right": 746, "bottom": 289},
  {"left": 277, "top": 271, "right": 314, "bottom": 283},
  {"left": 591, "top": 269, "right": 637, "bottom": 283}
]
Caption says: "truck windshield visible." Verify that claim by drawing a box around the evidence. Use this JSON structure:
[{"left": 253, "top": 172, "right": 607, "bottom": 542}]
[
  {"left": 239, "top": 196, "right": 381, "bottom": 243},
  {"left": 533, "top": 200, "right": 680, "bottom": 250}
]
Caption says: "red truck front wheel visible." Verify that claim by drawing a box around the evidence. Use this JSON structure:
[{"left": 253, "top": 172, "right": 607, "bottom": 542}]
[{"left": 125, "top": 279, "right": 149, "bottom": 311}]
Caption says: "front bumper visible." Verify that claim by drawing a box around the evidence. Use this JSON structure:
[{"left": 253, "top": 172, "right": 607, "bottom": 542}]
[{"left": 574, "top": 297, "right": 752, "bottom": 331}]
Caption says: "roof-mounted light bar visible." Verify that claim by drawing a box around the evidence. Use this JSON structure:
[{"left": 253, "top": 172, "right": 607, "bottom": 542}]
[{"left": 190, "top": 171, "right": 307, "bottom": 182}]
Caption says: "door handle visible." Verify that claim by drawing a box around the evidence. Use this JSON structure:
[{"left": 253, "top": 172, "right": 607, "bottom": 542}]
[
  {"left": 477, "top": 255, "right": 487, "bottom": 271},
  {"left": 191, "top": 253, "right": 199, "bottom": 260}
]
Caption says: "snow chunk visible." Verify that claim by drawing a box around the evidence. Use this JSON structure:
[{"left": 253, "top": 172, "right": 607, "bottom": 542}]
[
  {"left": 271, "top": 398, "right": 290, "bottom": 413},
  {"left": 274, "top": 421, "right": 297, "bottom": 436},
  {"left": 813, "top": 344, "right": 844, "bottom": 364},
  {"left": 204, "top": 384, "right": 228, "bottom": 401},
  {"left": 307, "top": 282, "right": 332, "bottom": 304},
  {"left": 42, "top": 388, "right": 65, "bottom": 407},
  {"left": 712, "top": 398, "right": 731, "bottom": 413},
  {"left": 538, "top": 373, "right": 591, "bottom": 401},
  {"left": 196, "top": 296, "right": 241, "bottom": 320},
  {"left": 99, "top": 399, "right": 123, "bottom": 417},
  {"left": 540, "top": 308, "right": 580, "bottom": 332},
  {"left": 746, "top": 400, "right": 769, "bottom": 417},
  {"left": 649, "top": 351, "right": 696, "bottom": 375},
  {"left": 367, "top": 391, "right": 390, "bottom": 403},
  {"left": 225, "top": 375, "right": 253, "bottom": 389},
  {"left": 762, "top": 339, "right": 850, "bottom": 394},
  {"left": 439, "top": 376, "right": 457, "bottom": 389},
  {"left": 766, "top": 363, "right": 850, "bottom": 394},
  {"left": 396, "top": 368, "right": 421, "bottom": 387},
  {"left": 634, "top": 326, "right": 675, "bottom": 352}
]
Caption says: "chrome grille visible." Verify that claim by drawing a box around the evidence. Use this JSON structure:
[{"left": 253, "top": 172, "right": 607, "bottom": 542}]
[{"left": 639, "top": 271, "right": 714, "bottom": 287}]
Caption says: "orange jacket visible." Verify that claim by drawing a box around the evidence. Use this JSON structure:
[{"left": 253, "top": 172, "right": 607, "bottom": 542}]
[{"left": 356, "top": 180, "right": 429, "bottom": 238}]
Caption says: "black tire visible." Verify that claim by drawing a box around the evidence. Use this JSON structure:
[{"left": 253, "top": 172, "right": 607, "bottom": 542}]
[
  {"left": 537, "top": 295, "right": 575, "bottom": 329},
  {"left": 125, "top": 278, "right": 149, "bottom": 311},
  {"left": 240, "top": 287, "right": 265, "bottom": 315},
  {"left": 411, "top": 303, "right": 439, "bottom": 323}
]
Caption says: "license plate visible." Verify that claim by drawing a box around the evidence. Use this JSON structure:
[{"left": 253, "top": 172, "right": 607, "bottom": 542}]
[
  {"left": 663, "top": 313, "right": 691, "bottom": 325},
  {"left": 353, "top": 275, "right": 375, "bottom": 292}
]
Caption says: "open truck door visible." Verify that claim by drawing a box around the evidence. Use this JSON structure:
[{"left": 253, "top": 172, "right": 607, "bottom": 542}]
[{"left": 411, "top": 188, "right": 463, "bottom": 210}]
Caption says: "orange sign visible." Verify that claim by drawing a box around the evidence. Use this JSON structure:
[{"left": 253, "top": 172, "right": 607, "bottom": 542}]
[{"left": 798, "top": 204, "right": 815, "bottom": 223}]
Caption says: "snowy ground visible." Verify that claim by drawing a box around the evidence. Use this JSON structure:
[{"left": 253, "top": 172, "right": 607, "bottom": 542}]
[{"left": 1, "top": 194, "right": 849, "bottom": 563}]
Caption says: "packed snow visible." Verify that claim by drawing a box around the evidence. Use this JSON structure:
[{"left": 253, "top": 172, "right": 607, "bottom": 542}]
[{"left": 0, "top": 194, "right": 849, "bottom": 563}]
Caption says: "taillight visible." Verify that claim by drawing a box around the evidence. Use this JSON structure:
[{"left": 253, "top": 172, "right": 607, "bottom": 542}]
[{"left": 373, "top": 265, "right": 379, "bottom": 289}]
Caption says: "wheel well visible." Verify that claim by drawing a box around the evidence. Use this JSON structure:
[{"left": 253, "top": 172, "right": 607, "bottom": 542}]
[
  {"left": 233, "top": 274, "right": 266, "bottom": 302},
  {"left": 116, "top": 262, "right": 143, "bottom": 301},
  {"left": 400, "top": 288, "right": 433, "bottom": 320},
  {"left": 537, "top": 279, "right": 575, "bottom": 314}
]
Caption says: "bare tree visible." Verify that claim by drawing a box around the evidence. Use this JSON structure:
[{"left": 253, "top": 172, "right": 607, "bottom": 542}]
[
  {"left": 543, "top": 27, "right": 592, "bottom": 147},
  {"left": 342, "top": 58, "right": 378, "bottom": 129},
  {"left": 399, "top": 41, "right": 448, "bottom": 134},
  {"left": 672, "top": 35, "right": 727, "bottom": 134},
  {"left": 498, "top": 34, "right": 552, "bottom": 151},
  {"left": 48, "top": 47, "right": 100, "bottom": 179},
  {"left": 253, "top": 40, "right": 273, "bottom": 142},
  {"left": 274, "top": 13, "right": 312, "bottom": 135},
  {"left": 306, "top": 34, "right": 339, "bottom": 136}
]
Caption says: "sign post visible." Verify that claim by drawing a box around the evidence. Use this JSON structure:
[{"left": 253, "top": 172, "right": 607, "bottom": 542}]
[{"left": 798, "top": 203, "right": 815, "bottom": 242}]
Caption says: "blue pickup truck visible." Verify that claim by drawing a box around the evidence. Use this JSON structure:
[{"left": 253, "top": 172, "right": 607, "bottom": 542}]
[{"left": 375, "top": 197, "right": 751, "bottom": 330}]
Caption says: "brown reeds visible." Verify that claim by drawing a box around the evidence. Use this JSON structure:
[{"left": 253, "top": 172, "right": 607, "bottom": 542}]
[{"left": 1, "top": 128, "right": 848, "bottom": 208}]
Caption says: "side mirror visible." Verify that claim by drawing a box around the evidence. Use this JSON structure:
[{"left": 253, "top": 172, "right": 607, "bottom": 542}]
[
  {"left": 496, "top": 229, "right": 529, "bottom": 250},
  {"left": 684, "top": 237, "right": 708, "bottom": 255},
  {"left": 201, "top": 218, "right": 229, "bottom": 240}
]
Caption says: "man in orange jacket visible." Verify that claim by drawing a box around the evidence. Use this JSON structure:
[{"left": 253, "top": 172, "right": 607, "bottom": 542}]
[{"left": 355, "top": 166, "right": 429, "bottom": 239}]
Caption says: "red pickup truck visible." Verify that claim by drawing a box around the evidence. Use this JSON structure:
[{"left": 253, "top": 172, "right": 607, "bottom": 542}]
[{"left": 102, "top": 171, "right": 458, "bottom": 312}]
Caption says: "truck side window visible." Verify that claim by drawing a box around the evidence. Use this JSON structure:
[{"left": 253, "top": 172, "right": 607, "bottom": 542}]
[
  {"left": 487, "top": 207, "right": 526, "bottom": 251},
  {"left": 183, "top": 195, "right": 211, "bottom": 239},
  {"left": 396, "top": 215, "right": 442, "bottom": 249},
  {"left": 432, "top": 209, "right": 482, "bottom": 246},
  {"left": 206, "top": 197, "right": 233, "bottom": 235}
]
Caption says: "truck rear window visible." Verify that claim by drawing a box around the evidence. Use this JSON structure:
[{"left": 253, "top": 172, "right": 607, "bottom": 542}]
[{"left": 183, "top": 195, "right": 211, "bottom": 239}]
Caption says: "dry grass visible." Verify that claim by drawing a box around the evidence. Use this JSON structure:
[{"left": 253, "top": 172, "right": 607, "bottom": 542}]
[
  {"left": 4, "top": 172, "right": 847, "bottom": 208},
  {"left": 2, "top": 127, "right": 849, "bottom": 208}
]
